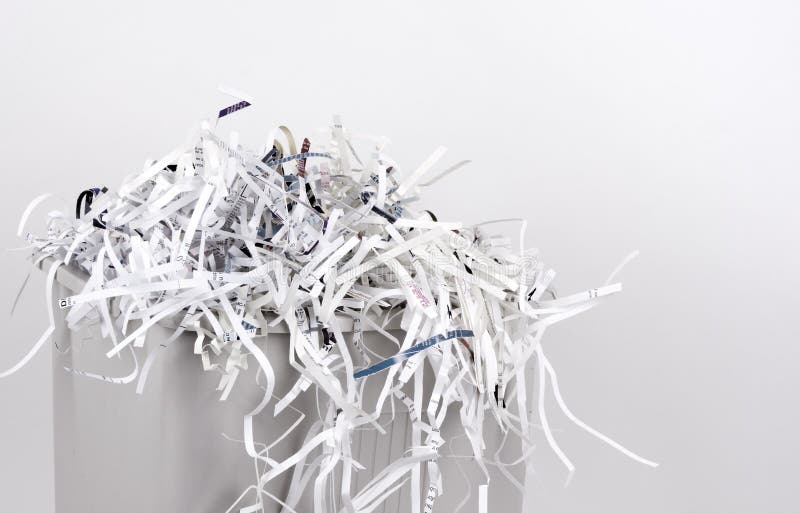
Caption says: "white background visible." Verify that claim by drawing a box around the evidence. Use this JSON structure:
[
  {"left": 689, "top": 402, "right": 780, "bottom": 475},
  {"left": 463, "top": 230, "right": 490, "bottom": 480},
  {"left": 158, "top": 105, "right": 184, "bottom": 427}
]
[{"left": 1, "top": 0, "right": 799, "bottom": 511}]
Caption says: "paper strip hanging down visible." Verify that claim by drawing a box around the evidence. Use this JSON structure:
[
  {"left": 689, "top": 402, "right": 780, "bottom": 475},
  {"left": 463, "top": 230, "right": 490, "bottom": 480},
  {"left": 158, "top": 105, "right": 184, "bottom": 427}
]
[{"left": 8, "top": 91, "right": 659, "bottom": 513}]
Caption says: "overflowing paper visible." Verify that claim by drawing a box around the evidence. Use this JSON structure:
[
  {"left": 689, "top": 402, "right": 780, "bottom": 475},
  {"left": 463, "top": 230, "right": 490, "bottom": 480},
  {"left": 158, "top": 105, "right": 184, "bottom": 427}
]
[{"left": 9, "top": 92, "right": 657, "bottom": 512}]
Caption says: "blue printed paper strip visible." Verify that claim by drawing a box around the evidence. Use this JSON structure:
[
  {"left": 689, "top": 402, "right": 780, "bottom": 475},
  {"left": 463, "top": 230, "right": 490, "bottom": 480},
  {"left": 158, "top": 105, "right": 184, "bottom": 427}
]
[
  {"left": 218, "top": 100, "right": 251, "bottom": 119},
  {"left": 353, "top": 329, "right": 474, "bottom": 379}
]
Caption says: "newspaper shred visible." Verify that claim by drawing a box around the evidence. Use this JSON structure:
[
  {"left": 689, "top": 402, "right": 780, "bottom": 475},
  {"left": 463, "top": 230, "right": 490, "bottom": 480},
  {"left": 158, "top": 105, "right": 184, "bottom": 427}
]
[{"left": 9, "top": 94, "right": 658, "bottom": 512}]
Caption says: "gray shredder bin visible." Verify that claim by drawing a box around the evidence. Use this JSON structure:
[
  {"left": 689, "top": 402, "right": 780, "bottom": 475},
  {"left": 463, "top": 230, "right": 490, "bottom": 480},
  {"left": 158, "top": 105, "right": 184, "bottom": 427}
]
[{"left": 47, "top": 261, "right": 524, "bottom": 513}]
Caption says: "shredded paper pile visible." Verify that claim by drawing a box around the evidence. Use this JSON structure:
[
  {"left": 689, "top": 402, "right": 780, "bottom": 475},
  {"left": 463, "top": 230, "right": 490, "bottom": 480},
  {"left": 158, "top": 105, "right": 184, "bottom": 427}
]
[{"left": 10, "top": 94, "right": 656, "bottom": 513}]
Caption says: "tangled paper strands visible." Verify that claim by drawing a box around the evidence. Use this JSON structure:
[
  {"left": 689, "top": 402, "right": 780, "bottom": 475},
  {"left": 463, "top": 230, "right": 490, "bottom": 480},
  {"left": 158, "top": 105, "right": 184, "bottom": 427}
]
[{"left": 9, "top": 95, "right": 657, "bottom": 513}]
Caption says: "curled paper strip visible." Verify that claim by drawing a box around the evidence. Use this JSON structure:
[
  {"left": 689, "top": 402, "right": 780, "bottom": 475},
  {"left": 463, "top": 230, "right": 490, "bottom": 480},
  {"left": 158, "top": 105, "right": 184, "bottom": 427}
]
[{"left": 9, "top": 96, "right": 657, "bottom": 512}]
